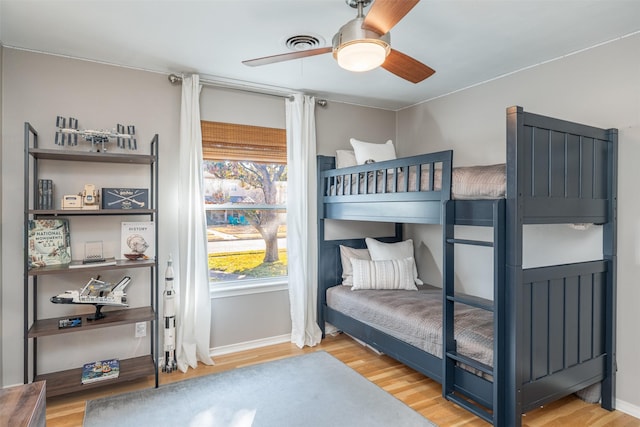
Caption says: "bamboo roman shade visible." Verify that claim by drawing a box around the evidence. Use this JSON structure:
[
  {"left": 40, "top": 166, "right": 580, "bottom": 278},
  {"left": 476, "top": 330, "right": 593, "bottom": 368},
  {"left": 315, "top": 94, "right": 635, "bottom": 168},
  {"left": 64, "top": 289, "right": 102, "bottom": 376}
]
[{"left": 201, "top": 121, "right": 286, "bottom": 163}]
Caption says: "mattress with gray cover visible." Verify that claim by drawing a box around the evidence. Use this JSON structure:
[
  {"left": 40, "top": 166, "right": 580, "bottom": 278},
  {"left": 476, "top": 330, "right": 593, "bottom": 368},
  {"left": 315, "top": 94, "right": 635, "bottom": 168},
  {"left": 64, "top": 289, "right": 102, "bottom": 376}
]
[{"left": 327, "top": 284, "right": 494, "bottom": 374}]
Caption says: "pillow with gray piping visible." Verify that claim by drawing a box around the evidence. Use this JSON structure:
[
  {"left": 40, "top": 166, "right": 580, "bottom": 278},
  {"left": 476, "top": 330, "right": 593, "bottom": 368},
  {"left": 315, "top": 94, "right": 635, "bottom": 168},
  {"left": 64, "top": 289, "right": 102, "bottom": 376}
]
[{"left": 351, "top": 257, "right": 418, "bottom": 290}]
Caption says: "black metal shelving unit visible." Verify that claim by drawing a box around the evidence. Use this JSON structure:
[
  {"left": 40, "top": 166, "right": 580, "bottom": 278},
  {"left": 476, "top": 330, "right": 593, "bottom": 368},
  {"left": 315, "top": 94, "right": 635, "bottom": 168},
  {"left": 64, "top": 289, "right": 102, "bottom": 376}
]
[{"left": 23, "top": 122, "right": 160, "bottom": 397}]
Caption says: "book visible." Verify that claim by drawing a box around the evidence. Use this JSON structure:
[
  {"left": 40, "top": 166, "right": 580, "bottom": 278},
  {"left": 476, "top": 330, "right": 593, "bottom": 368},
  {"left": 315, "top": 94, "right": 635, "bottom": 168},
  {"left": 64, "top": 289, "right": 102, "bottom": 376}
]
[
  {"left": 46, "top": 179, "right": 53, "bottom": 209},
  {"left": 27, "top": 218, "right": 72, "bottom": 269},
  {"left": 38, "top": 179, "right": 44, "bottom": 209},
  {"left": 81, "top": 358, "right": 120, "bottom": 384},
  {"left": 120, "top": 221, "right": 155, "bottom": 260},
  {"left": 37, "top": 179, "right": 53, "bottom": 209}
]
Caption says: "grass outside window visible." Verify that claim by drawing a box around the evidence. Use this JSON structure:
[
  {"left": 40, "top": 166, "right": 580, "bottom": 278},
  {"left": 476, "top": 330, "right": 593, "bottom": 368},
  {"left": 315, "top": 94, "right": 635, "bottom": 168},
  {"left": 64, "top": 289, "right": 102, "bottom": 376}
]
[{"left": 208, "top": 249, "right": 287, "bottom": 278}]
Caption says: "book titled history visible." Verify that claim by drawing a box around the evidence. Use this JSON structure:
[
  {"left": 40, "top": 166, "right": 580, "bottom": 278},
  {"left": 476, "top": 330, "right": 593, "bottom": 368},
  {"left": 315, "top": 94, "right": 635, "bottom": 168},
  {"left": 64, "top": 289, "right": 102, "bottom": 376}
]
[
  {"left": 27, "top": 218, "right": 71, "bottom": 269},
  {"left": 120, "top": 221, "right": 155, "bottom": 261},
  {"left": 81, "top": 358, "right": 120, "bottom": 384}
]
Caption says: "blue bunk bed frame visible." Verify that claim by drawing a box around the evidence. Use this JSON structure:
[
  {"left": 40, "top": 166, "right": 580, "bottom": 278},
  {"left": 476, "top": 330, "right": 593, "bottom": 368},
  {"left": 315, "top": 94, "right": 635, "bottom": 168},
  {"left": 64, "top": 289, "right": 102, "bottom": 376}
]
[{"left": 316, "top": 106, "right": 617, "bottom": 426}]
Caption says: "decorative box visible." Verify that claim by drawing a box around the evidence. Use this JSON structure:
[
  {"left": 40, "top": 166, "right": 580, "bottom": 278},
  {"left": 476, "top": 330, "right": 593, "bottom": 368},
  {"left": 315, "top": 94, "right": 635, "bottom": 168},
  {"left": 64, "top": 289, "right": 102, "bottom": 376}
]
[{"left": 102, "top": 188, "right": 149, "bottom": 210}]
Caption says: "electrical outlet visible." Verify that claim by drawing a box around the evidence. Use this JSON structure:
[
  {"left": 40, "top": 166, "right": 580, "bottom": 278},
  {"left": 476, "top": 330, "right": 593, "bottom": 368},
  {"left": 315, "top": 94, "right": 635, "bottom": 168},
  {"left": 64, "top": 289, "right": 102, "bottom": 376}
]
[{"left": 135, "top": 322, "right": 147, "bottom": 338}]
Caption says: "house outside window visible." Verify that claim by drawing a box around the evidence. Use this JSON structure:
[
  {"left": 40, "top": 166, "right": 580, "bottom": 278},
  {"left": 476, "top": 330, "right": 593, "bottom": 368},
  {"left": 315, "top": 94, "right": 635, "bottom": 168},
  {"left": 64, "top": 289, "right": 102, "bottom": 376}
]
[{"left": 201, "top": 121, "right": 287, "bottom": 287}]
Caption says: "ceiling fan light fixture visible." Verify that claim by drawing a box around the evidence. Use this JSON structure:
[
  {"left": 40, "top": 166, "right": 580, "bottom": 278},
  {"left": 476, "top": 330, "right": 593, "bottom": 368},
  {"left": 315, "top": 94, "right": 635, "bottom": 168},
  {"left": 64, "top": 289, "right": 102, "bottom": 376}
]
[
  {"left": 336, "top": 39, "right": 389, "bottom": 72},
  {"left": 243, "top": 0, "right": 434, "bottom": 83}
]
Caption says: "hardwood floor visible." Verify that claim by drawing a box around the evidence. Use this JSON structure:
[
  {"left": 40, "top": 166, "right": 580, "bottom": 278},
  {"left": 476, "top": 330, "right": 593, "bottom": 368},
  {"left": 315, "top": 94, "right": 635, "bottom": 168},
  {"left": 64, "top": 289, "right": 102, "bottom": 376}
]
[{"left": 45, "top": 333, "right": 639, "bottom": 426}]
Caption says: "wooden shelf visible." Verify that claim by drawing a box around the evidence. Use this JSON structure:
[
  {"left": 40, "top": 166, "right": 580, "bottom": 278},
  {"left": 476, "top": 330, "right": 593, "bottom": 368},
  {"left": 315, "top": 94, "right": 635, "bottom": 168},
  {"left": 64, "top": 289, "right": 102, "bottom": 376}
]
[
  {"left": 29, "top": 208, "right": 156, "bottom": 216},
  {"left": 35, "top": 355, "right": 156, "bottom": 397},
  {"left": 27, "top": 258, "right": 155, "bottom": 276},
  {"left": 28, "top": 306, "right": 155, "bottom": 338},
  {"left": 29, "top": 148, "right": 156, "bottom": 164}
]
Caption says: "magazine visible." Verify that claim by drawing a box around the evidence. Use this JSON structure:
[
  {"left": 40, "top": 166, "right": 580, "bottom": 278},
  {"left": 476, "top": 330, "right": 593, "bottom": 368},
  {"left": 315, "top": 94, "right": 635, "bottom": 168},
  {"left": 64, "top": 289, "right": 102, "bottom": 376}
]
[
  {"left": 120, "top": 221, "right": 155, "bottom": 260},
  {"left": 27, "top": 218, "right": 72, "bottom": 269},
  {"left": 81, "top": 358, "right": 120, "bottom": 384}
]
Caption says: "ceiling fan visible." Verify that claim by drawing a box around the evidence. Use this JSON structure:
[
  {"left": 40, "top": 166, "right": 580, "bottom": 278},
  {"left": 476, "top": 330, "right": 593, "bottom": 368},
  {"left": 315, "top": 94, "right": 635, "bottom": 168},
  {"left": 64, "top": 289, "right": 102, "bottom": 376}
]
[{"left": 242, "top": 0, "right": 435, "bottom": 84}]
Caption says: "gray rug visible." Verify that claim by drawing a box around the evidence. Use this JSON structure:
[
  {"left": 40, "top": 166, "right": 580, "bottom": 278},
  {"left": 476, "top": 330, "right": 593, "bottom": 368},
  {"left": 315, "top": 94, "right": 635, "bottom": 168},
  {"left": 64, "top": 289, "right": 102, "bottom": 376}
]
[{"left": 84, "top": 351, "right": 436, "bottom": 427}]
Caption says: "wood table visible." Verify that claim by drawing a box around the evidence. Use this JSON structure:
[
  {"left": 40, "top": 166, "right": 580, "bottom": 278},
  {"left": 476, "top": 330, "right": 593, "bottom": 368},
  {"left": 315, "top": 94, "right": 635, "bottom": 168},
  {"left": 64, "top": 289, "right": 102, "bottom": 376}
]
[{"left": 0, "top": 381, "right": 46, "bottom": 426}]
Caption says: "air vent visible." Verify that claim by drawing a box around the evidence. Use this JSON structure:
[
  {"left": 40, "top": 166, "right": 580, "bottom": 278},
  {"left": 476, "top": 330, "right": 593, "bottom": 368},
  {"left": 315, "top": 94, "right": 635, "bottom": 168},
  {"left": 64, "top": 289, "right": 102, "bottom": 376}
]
[{"left": 285, "top": 34, "right": 324, "bottom": 51}]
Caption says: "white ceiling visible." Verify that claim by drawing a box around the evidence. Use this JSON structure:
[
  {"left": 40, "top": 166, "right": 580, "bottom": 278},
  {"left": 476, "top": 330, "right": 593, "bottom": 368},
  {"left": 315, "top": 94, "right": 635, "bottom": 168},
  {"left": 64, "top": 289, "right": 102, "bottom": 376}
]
[{"left": 1, "top": 0, "right": 639, "bottom": 110}]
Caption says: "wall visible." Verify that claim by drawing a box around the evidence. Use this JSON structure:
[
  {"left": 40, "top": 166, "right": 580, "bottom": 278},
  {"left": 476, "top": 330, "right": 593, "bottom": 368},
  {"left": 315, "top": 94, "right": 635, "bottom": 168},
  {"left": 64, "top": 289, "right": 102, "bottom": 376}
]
[
  {"left": 1, "top": 49, "right": 181, "bottom": 386},
  {"left": 315, "top": 100, "right": 396, "bottom": 155},
  {"left": 0, "top": 43, "right": 4, "bottom": 385},
  {"left": 0, "top": 48, "right": 398, "bottom": 386},
  {"left": 397, "top": 33, "right": 640, "bottom": 413}
]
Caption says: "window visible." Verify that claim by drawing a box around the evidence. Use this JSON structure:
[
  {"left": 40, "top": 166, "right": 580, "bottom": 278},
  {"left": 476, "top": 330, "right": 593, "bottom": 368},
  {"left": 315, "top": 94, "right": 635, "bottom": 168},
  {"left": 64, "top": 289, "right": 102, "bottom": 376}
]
[{"left": 201, "top": 121, "right": 287, "bottom": 286}]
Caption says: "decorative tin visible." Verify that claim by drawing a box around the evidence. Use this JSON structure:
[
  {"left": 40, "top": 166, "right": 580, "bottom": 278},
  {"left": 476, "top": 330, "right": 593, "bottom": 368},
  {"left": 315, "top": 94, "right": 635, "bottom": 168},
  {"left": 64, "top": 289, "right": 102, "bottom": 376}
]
[{"left": 102, "top": 188, "right": 148, "bottom": 210}]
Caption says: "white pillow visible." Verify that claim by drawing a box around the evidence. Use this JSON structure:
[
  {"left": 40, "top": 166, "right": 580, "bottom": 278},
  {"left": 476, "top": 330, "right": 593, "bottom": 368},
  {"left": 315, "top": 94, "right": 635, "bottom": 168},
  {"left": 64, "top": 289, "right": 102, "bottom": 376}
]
[
  {"left": 335, "top": 150, "right": 357, "bottom": 169},
  {"left": 351, "top": 257, "right": 418, "bottom": 290},
  {"left": 349, "top": 138, "right": 396, "bottom": 165},
  {"left": 365, "top": 238, "right": 423, "bottom": 285},
  {"left": 339, "top": 245, "right": 371, "bottom": 286}
]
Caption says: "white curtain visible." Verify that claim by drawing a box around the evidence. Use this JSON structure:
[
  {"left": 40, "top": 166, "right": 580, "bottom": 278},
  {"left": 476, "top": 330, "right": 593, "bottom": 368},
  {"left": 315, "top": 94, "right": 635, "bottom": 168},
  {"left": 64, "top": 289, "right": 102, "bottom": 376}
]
[
  {"left": 286, "top": 94, "right": 322, "bottom": 348},
  {"left": 176, "top": 74, "right": 214, "bottom": 371}
]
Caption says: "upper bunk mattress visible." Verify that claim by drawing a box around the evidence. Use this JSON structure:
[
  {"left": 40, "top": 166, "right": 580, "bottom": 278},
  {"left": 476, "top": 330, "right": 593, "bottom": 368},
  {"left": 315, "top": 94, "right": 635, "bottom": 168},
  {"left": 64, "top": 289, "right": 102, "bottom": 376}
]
[
  {"left": 329, "top": 163, "right": 505, "bottom": 200},
  {"left": 326, "top": 284, "right": 494, "bottom": 371}
]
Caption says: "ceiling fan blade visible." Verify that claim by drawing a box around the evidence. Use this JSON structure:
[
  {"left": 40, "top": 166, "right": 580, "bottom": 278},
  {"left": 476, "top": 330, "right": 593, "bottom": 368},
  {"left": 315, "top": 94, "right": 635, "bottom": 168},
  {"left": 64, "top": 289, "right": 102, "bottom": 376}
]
[
  {"left": 381, "top": 49, "right": 435, "bottom": 83},
  {"left": 363, "top": 0, "right": 420, "bottom": 34},
  {"left": 243, "top": 47, "right": 332, "bottom": 67}
]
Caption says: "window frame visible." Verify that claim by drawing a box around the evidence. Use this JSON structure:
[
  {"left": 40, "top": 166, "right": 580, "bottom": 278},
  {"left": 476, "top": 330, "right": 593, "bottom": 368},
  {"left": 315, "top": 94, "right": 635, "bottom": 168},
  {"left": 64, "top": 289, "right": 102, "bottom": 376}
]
[{"left": 201, "top": 121, "right": 288, "bottom": 292}]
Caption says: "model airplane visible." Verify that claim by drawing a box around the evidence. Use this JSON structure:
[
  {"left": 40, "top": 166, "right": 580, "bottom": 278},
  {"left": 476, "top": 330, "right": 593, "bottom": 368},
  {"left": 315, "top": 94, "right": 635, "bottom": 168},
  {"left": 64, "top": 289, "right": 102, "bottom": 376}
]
[
  {"left": 55, "top": 116, "right": 137, "bottom": 152},
  {"left": 51, "top": 276, "right": 130, "bottom": 320}
]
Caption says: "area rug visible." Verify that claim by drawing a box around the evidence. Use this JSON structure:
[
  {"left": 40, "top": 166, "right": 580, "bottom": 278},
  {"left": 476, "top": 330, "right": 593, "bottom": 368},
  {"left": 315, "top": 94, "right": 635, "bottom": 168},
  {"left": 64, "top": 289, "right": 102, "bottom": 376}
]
[{"left": 84, "top": 351, "right": 436, "bottom": 427}]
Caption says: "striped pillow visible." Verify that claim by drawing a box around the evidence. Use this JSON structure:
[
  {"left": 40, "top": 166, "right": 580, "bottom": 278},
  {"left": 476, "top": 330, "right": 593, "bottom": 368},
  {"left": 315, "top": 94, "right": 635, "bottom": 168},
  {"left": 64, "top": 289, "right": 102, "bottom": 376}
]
[
  {"left": 339, "top": 245, "right": 371, "bottom": 286},
  {"left": 351, "top": 257, "right": 418, "bottom": 291}
]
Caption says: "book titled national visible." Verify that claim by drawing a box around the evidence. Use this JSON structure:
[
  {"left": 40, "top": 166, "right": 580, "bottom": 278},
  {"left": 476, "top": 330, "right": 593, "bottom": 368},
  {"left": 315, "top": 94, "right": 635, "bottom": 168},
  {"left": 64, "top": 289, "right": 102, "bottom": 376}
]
[
  {"left": 81, "top": 358, "right": 120, "bottom": 384},
  {"left": 27, "top": 218, "right": 71, "bottom": 269}
]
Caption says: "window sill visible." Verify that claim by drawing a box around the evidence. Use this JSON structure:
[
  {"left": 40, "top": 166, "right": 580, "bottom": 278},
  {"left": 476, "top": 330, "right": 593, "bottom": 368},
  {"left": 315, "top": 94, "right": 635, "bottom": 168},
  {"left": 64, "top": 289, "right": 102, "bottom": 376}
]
[{"left": 209, "top": 277, "right": 288, "bottom": 299}]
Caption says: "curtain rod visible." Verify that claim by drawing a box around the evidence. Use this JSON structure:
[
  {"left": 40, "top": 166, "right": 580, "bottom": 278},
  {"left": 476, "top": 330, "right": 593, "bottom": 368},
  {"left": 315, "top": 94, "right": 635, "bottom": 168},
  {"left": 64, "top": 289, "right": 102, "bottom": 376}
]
[{"left": 168, "top": 73, "right": 295, "bottom": 101}]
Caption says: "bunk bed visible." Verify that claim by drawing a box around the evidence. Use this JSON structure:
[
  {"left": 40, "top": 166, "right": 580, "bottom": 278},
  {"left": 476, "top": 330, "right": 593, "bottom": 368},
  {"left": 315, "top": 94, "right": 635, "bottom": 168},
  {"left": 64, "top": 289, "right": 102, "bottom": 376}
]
[{"left": 316, "top": 106, "right": 617, "bottom": 426}]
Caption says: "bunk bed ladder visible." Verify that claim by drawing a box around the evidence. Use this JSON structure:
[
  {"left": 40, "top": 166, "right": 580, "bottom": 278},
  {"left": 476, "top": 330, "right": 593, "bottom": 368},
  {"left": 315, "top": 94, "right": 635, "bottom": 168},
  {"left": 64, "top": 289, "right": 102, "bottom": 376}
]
[{"left": 442, "top": 198, "right": 505, "bottom": 425}]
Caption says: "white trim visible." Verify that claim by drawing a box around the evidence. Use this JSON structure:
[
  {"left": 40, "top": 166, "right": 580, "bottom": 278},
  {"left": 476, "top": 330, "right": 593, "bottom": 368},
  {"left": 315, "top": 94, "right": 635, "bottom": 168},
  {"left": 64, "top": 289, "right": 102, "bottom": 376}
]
[
  {"left": 209, "top": 334, "right": 291, "bottom": 357},
  {"left": 210, "top": 278, "right": 288, "bottom": 299},
  {"left": 616, "top": 398, "right": 640, "bottom": 420}
]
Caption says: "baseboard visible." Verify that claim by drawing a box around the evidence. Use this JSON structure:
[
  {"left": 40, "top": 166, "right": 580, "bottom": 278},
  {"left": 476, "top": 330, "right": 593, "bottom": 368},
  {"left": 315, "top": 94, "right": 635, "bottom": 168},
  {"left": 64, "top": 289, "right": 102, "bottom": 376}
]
[
  {"left": 616, "top": 398, "right": 640, "bottom": 420},
  {"left": 156, "top": 334, "right": 291, "bottom": 369},
  {"left": 209, "top": 334, "right": 292, "bottom": 357}
]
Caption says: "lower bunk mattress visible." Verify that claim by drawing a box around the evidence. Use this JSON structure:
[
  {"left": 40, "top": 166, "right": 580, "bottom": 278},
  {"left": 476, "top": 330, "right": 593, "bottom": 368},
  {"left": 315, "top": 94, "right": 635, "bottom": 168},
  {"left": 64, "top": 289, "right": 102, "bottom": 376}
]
[
  {"left": 326, "top": 284, "right": 494, "bottom": 374},
  {"left": 326, "top": 283, "right": 601, "bottom": 402}
]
